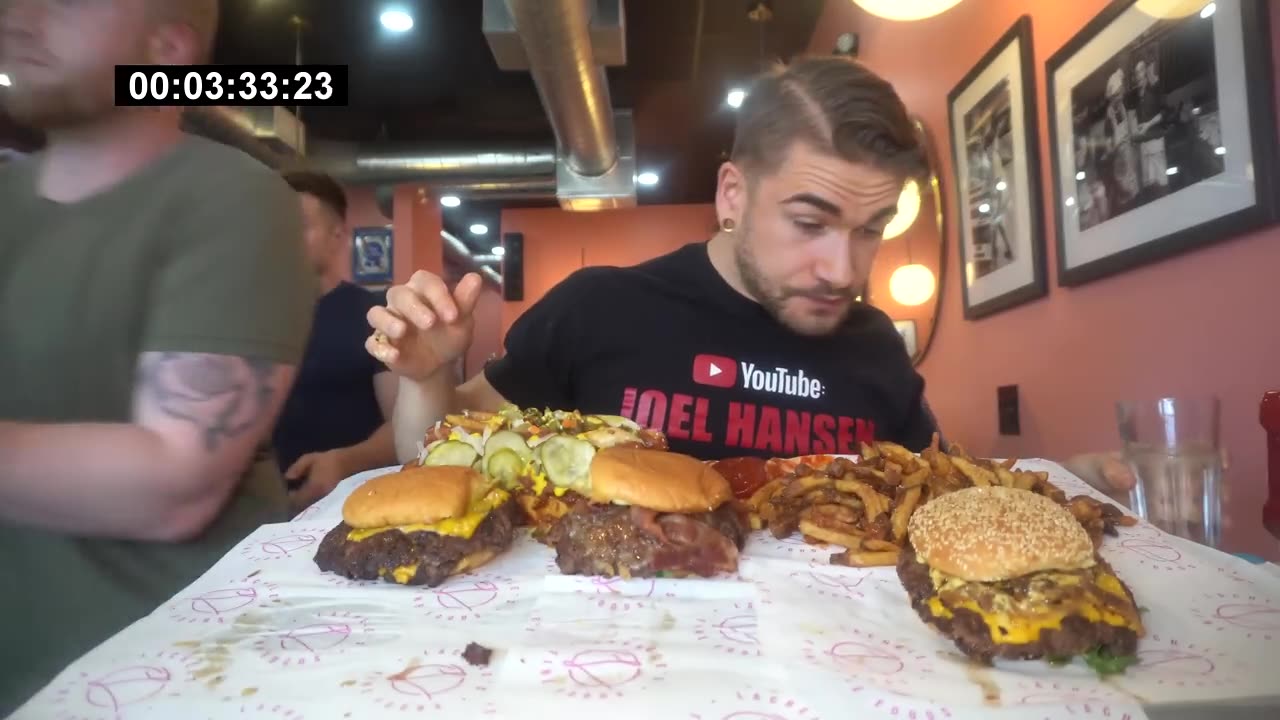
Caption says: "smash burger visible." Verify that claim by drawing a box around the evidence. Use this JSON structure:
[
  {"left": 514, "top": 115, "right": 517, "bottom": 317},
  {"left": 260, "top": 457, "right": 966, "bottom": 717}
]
[
  {"left": 314, "top": 465, "right": 518, "bottom": 587},
  {"left": 897, "top": 486, "right": 1144, "bottom": 672},
  {"left": 420, "top": 406, "right": 668, "bottom": 536},
  {"left": 547, "top": 447, "right": 748, "bottom": 578}
]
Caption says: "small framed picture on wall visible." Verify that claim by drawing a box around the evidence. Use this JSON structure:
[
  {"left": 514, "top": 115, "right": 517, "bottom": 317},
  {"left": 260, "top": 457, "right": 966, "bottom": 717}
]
[
  {"left": 893, "top": 320, "right": 919, "bottom": 359},
  {"left": 352, "top": 226, "right": 394, "bottom": 285},
  {"left": 1046, "top": 0, "right": 1278, "bottom": 286},
  {"left": 948, "top": 15, "right": 1048, "bottom": 320}
]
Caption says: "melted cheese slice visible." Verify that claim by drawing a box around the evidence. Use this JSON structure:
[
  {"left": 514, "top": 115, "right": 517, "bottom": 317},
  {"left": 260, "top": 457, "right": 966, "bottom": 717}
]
[
  {"left": 347, "top": 489, "right": 510, "bottom": 542},
  {"left": 924, "top": 567, "right": 1141, "bottom": 645}
]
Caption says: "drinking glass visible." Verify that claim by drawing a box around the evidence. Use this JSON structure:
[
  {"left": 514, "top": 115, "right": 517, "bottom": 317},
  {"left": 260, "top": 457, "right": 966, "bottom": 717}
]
[{"left": 1116, "top": 396, "right": 1223, "bottom": 547}]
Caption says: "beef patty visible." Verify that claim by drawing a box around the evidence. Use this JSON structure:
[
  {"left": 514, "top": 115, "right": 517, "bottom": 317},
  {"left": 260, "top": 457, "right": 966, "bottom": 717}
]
[
  {"left": 897, "top": 545, "right": 1141, "bottom": 663},
  {"left": 314, "top": 500, "right": 518, "bottom": 587},
  {"left": 547, "top": 503, "right": 748, "bottom": 578}
]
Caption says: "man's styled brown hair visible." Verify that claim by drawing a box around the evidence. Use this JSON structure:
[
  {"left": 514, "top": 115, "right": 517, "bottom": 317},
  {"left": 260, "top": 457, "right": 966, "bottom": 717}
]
[
  {"left": 284, "top": 171, "right": 349, "bottom": 220},
  {"left": 730, "top": 56, "right": 925, "bottom": 180}
]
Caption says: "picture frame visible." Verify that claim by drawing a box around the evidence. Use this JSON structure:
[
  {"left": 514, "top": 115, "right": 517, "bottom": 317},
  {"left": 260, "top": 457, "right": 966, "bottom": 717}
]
[
  {"left": 1046, "top": 0, "right": 1278, "bottom": 287},
  {"left": 948, "top": 15, "right": 1048, "bottom": 320},
  {"left": 351, "top": 226, "right": 394, "bottom": 285},
  {"left": 893, "top": 319, "right": 919, "bottom": 359}
]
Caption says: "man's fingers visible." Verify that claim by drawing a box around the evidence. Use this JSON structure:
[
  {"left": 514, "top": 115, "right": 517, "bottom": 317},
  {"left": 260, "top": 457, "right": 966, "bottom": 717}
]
[
  {"left": 453, "top": 272, "right": 484, "bottom": 318},
  {"left": 1100, "top": 455, "right": 1137, "bottom": 492},
  {"left": 387, "top": 284, "right": 438, "bottom": 331},
  {"left": 406, "top": 269, "right": 458, "bottom": 325},
  {"left": 368, "top": 306, "right": 410, "bottom": 340},
  {"left": 285, "top": 453, "right": 316, "bottom": 480},
  {"left": 365, "top": 334, "right": 400, "bottom": 365}
]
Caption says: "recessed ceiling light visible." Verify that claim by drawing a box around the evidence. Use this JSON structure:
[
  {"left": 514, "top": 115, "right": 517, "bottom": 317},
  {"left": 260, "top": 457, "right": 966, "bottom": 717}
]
[
  {"left": 492, "top": 246, "right": 506, "bottom": 257},
  {"left": 726, "top": 88, "right": 747, "bottom": 109},
  {"left": 636, "top": 171, "right": 660, "bottom": 187},
  {"left": 1200, "top": 3, "right": 1216, "bottom": 19},
  {"left": 0, "top": 74, "right": 10, "bottom": 88},
  {"left": 380, "top": 9, "right": 414, "bottom": 32},
  {"left": 469, "top": 223, "right": 489, "bottom": 236},
  {"left": 440, "top": 194, "right": 461, "bottom": 208}
]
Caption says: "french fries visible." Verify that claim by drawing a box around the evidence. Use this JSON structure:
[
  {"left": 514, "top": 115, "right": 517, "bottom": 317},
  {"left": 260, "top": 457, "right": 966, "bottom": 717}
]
[{"left": 748, "top": 434, "right": 1136, "bottom": 566}]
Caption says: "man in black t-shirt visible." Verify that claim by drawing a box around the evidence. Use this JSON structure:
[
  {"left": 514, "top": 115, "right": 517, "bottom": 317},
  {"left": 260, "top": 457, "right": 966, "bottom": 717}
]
[
  {"left": 275, "top": 172, "right": 397, "bottom": 507},
  {"left": 366, "top": 57, "right": 936, "bottom": 460}
]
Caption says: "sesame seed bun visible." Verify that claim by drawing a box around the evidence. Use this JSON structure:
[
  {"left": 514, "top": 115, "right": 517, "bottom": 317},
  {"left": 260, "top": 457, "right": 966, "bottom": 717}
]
[
  {"left": 908, "top": 486, "right": 1094, "bottom": 582},
  {"left": 588, "top": 447, "right": 732, "bottom": 513},
  {"left": 342, "top": 465, "right": 492, "bottom": 529}
]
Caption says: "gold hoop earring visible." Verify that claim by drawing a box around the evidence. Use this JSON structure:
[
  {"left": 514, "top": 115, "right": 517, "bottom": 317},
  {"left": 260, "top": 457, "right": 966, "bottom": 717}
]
[{"left": 721, "top": 218, "right": 736, "bottom": 233}]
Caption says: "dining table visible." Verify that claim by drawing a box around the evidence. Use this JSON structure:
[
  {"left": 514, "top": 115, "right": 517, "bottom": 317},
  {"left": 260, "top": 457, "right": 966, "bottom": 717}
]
[{"left": 12, "top": 459, "right": 1280, "bottom": 720}]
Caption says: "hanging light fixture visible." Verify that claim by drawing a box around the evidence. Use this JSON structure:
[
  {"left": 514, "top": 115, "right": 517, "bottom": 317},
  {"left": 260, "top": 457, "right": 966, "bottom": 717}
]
[
  {"left": 889, "top": 264, "right": 936, "bottom": 307},
  {"left": 852, "top": 0, "right": 963, "bottom": 22},
  {"left": 882, "top": 179, "right": 921, "bottom": 241},
  {"left": 887, "top": 175, "right": 936, "bottom": 307},
  {"left": 1133, "top": 0, "right": 1211, "bottom": 19}
]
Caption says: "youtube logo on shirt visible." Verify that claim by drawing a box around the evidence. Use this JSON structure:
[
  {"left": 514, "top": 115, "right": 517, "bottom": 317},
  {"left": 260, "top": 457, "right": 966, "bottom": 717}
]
[{"left": 692, "top": 353, "right": 737, "bottom": 388}]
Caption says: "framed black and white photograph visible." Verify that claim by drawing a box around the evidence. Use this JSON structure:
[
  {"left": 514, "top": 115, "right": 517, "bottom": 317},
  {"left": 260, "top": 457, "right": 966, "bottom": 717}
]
[
  {"left": 893, "top": 320, "right": 918, "bottom": 358},
  {"left": 1046, "top": 0, "right": 1278, "bottom": 286},
  {"left": 948, "top": 16, "right": 1048, "bottom": 320},
  {"left": 352, "top": 226, "right": 394, "bottom": 285}
]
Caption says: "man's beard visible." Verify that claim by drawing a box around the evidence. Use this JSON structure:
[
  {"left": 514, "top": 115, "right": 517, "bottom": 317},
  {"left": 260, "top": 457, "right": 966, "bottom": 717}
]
[
  {"left": 732, "top": 219, "right": 855, "bottom": 337},
  {"left": 2, "top": 68, "right": 118, "bottom": 130}
]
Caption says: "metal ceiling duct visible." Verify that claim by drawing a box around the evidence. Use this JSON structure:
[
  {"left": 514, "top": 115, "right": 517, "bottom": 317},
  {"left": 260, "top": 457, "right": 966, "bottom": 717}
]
[
  {"left": 306, "top": 140, "right": 556, "bottom": 185},
  {"left": 484, "top": 0, "right": 636, "bottom": 211},
  {"left": 442, "top": 230, "right": 504, "bottom": 286},
  {"left": 182, "top": 107, "right": 293, "bottom": 168}
]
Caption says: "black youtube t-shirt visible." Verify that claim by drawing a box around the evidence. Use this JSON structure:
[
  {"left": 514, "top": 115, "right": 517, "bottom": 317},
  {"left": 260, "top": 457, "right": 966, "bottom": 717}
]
[{"left": 484, "top": 242, "right": 937, "bottom": 460}]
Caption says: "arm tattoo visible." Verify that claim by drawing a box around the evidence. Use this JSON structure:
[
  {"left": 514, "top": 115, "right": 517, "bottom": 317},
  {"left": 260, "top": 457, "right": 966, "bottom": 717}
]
[{"left": 136, "top": 353, "right": 276, "bottom": 452}]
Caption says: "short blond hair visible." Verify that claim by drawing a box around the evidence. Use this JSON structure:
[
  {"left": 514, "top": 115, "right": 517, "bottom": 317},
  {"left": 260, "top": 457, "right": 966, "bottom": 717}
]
[{"left": 146, "top": 0, "right": 219, "bottom": 62}]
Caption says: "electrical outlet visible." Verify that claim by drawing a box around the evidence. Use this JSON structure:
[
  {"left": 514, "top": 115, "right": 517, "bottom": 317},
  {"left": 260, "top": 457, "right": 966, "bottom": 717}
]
[{"left": 998, "top": 385, "right": 1020, "bottom": 436}]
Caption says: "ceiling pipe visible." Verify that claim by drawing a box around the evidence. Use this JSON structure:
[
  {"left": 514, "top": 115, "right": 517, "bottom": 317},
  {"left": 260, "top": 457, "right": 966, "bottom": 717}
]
[
  {"left": 502, "top": 0, "right": 618, "bottom": 178},
  {"left": 306, "top": 140, "right": 556, "bottom": 185},
  {"left": 443, "top": 230, "right": 504, "bottom": 286},
  {"left": 182, "top": 107, "right": 287, "bottom": 168}
]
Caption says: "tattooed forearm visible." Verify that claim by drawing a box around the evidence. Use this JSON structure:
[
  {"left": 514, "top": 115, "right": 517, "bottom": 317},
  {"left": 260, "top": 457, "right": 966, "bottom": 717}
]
[{"left": 136, "top": 352, "right": 277, "bottom": 452}]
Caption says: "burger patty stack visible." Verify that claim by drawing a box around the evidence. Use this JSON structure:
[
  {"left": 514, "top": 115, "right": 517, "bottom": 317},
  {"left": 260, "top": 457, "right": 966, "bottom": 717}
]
[
  {"left": 314, "top": 465, "right": 519, "bottom": 587},
  {"left": 546, "top": 447, "right": 748, "bottom": 579},
  {"left": 897, "top": 486, "right": 1144, "bottom": 671},
  {"left": 418, "top": 406, "right": 668, "bottom": 536}
]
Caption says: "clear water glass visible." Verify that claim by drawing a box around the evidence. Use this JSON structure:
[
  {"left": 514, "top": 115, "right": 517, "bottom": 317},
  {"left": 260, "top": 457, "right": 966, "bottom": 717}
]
[{"left": 1116, "top": 396, "right": 1223, "bottom": 547}]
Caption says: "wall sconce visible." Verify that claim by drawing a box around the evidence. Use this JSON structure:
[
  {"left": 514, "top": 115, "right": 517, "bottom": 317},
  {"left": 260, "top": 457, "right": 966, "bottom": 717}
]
[{"left": 852, "top": 0, "right": 963, "bottom": 21}]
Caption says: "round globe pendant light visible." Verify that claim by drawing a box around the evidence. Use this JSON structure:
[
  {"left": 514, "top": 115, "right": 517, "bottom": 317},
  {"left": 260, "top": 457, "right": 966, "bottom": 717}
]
[
  {"left": 852, "top": 0, "right": 963, "bottom": 22},
  {"left": 889, "top": 264, "right": 937, "bottom": 307}
]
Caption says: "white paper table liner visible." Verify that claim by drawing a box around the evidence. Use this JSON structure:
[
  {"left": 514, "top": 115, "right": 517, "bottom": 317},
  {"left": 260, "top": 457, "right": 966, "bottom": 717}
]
[{"left": 15, "top": 460, "right": 1280, "bottom": 720}]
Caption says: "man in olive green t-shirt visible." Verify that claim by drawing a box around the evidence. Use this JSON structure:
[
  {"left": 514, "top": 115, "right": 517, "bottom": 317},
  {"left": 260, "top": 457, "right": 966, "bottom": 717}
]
[{"left": 0, "top": 0, "right": 315, "bottom": 712}]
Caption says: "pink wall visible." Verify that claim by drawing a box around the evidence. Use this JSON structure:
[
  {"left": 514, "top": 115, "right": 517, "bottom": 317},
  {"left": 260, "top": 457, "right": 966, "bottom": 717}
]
[
  {"left": 810, "top": 0, "right": 1280, "bottom": 557},
  {"left": 466, "top": 286, "right": 504, "bottom": 379}
]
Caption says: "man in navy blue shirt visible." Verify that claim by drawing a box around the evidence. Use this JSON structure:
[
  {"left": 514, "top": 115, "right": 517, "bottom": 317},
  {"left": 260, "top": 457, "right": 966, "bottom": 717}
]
[{"left": 275, "top": 172, "right": 397, "bottom": 509}]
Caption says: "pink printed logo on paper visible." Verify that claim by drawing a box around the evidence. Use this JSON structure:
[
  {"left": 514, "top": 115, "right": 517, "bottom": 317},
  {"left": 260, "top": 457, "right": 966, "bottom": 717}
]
[
  {"left": 415, "top": 573, "right": 523, "bottom": 622},
  {"left": 693, "top": 601, "right": 760, "bottom": 657},
  {"left": 239, "top": 528, "right": 328, "bottom": 562},
  {"left": 355, "top": 651, "right": 495, "bottom": 715},
  {"left": 802, "top": 627, "right": 952, "bottom": 717},
  {"left": 539, "top": 640, "right": 667, "bottom": 700},
  {"left": 1191, "top": 591, "right": 1280, "bottom": 641},
  {"left": 51, "top": 650, "right": 200, "bottom": 720},
  {"left": 167, "top": 576, "right": 280, "bottom": 624},
  {"left": 292, "top": 503, "right": 323, "bottom": 522},
  {"left": 253, "top": 610, "right": 371, "bottom": 667},
  {"left": 1106, "top": 525, "right": 1197, "bottom": 573},
  {"left": 1016, "top": 679, "right": 1130, "bottom": 706},
  {"left": 751, "top": 532, "right": 830, "bottom": 559},
  {"left": 1127, "top": 633, "right": 1248, "bottom": 690},
  {"left": 787, "top": 563, "right": 893, "bottom": 601},
  {"left": 689, "top": 688, "right": 820, "bottom": 720}
]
